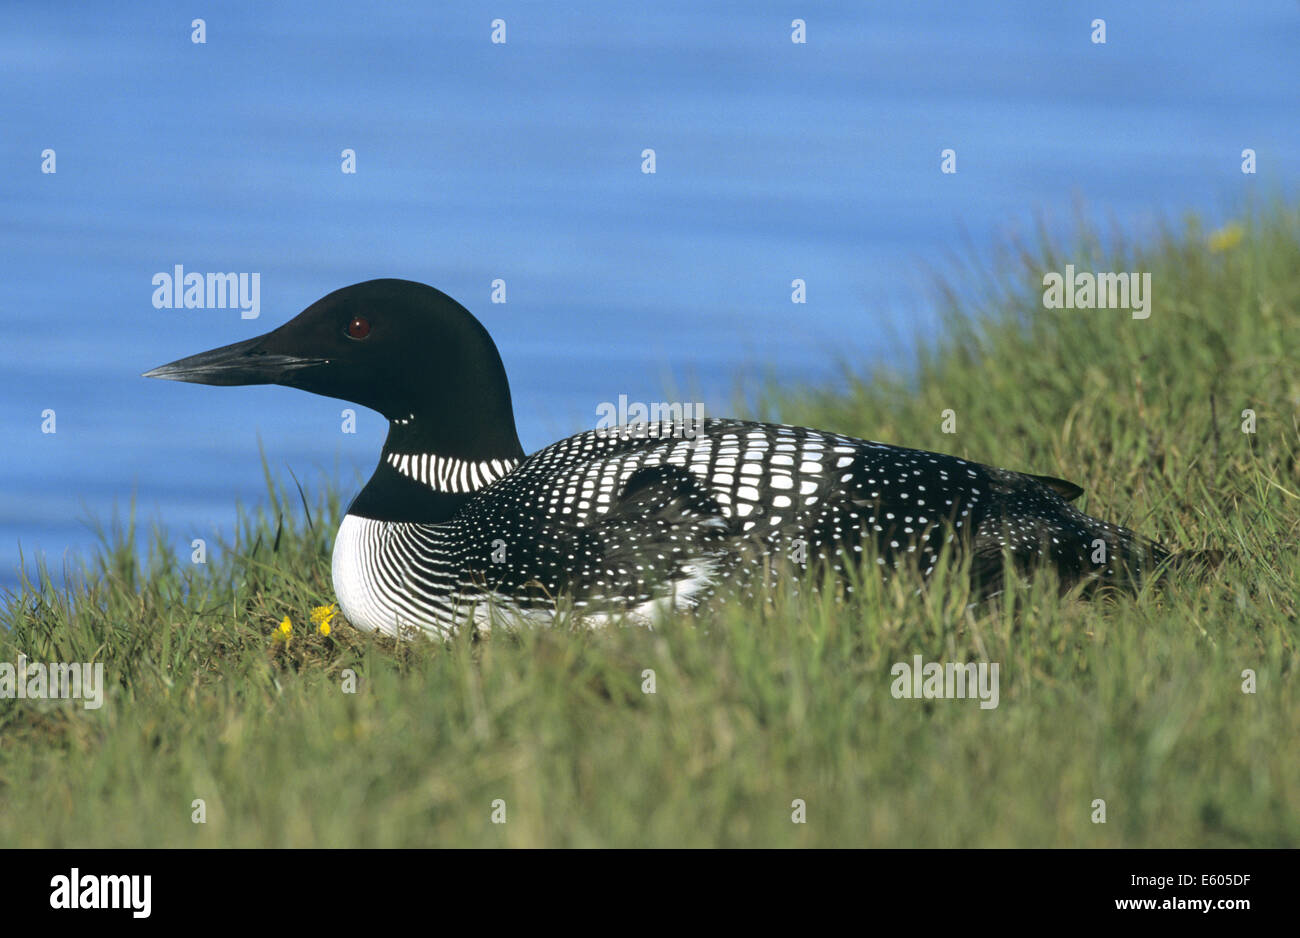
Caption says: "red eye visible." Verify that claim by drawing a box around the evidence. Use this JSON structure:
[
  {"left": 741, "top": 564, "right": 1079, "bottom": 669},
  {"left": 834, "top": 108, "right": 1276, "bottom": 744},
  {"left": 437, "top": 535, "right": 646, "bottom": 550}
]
[{"left": 347, "top": 316, "right": 371, "bottom": 339}]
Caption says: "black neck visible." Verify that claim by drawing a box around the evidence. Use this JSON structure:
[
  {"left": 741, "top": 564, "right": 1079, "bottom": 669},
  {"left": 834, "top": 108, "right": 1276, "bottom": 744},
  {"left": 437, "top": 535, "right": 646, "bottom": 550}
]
[
  {"left": 380, "top": 413, "right": 525, "bottom": 461},
  {"left": 346, "top": 415, "right": 527, "bottom": 523},
  {"left": 346, "top": 459, "right": 468, "bottom": 523}
]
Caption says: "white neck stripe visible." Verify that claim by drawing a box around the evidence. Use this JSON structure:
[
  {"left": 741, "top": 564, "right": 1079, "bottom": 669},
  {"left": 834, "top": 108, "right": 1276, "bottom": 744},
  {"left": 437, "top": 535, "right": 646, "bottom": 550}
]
[{"left": 385, "top": 451, "right": 518, "bottom": 493}]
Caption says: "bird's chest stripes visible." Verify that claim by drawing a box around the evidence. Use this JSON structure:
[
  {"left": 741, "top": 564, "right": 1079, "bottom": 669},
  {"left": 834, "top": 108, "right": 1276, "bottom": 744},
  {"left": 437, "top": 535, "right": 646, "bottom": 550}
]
[{"left": 332, "top": 514, "right": 470, "bottom": 636}]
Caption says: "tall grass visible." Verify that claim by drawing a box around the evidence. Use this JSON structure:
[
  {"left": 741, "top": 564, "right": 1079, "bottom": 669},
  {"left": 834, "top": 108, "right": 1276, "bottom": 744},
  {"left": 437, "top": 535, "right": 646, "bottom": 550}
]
[{"left": 1, "top": 205, "right": 1296, "bottom": 846}]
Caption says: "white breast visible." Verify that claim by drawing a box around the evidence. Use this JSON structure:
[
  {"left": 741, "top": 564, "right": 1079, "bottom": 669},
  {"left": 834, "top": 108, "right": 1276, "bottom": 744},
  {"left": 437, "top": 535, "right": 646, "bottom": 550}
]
[
  {"left": 331, "top": 514, "right": 556, "bottom": 638},
  {"left": 332, "top": 514, "right": 409, "bottom": 636},
  {"left": 331, "top": 513, "right": 710, "bottom": 639}
]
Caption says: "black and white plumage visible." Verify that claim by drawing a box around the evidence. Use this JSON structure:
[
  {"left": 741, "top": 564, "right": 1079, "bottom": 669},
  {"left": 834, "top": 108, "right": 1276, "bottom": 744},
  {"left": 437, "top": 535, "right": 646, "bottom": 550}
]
[{"left": 146, "top": 279, "right": 1189, "bottom": 638}]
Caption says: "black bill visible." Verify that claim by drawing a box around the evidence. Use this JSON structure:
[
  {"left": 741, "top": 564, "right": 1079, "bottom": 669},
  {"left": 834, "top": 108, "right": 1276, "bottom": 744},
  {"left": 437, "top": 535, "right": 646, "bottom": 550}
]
[{"left": 142, "top": 336, "right": 328, "bottom": 386}]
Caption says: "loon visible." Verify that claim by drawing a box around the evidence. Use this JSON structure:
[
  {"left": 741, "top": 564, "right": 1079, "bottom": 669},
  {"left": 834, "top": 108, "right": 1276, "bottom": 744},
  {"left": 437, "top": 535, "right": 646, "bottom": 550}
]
[{"left": 145, "top": 279, "right": 1193, "bottom": 637}]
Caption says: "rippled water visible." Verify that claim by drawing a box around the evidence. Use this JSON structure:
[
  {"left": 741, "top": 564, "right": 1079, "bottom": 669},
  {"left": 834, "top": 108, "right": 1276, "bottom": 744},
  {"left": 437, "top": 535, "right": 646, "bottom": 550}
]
[{"left": 2, "top": 0, "right": 1297, "bottom": 586}]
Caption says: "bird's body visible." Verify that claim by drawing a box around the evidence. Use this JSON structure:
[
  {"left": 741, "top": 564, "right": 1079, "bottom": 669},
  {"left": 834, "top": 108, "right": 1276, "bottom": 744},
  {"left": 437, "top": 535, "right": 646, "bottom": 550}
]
[
  {"left": 331, "top": 418, "right": 1163, "bottom": 637},
  {"left": 146, "top": 279, "right": 1186, "bottom": 638}
]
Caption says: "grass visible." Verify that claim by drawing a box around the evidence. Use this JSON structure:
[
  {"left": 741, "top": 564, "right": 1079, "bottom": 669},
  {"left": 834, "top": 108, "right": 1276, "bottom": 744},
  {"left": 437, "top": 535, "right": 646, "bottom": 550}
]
[{"left": 1, "top": 205, "right": 1297, "bottom": 847}]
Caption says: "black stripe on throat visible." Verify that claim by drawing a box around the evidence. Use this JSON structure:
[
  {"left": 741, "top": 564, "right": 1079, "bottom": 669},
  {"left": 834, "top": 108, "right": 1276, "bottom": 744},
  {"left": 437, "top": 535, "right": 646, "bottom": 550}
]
[{"left": 346, "top": 460, "right": 475, "bottom": 523}]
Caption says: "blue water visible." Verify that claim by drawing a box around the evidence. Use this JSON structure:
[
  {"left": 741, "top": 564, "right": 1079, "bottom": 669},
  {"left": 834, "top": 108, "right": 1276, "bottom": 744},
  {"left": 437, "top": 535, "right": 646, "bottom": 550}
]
[{"left": 2, "top": 1, "right": 1297, "bottom": 587}]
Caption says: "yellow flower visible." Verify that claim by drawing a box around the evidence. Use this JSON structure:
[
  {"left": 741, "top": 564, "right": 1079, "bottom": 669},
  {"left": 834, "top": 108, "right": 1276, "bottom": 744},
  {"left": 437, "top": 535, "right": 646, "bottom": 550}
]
[
  {"left": 1208, "top": 222, "right": 1244, "bottom": 253},
  {"left": 311, "top": 604, "right": 337, "bottom": 635},
  {"left": 276, "top": 616, "right": 292, "bottom": 640}
]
